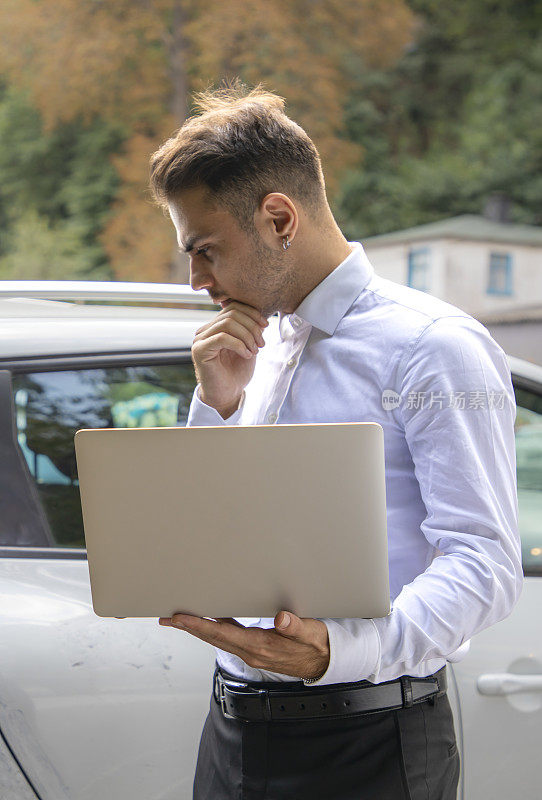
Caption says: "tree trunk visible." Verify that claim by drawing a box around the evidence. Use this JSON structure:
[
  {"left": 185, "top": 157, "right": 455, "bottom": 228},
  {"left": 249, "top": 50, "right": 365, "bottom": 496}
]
[{"left": 167, "top": 0, "right": 190, "bottom": 282}]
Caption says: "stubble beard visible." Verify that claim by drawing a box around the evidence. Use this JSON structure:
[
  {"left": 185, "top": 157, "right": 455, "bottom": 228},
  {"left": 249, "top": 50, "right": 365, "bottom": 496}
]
[{"left": 248, "top": 233, "right": 299, "bottom": 317}]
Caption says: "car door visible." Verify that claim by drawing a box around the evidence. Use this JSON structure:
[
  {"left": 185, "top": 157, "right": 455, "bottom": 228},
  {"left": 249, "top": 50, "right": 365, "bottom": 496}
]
[
  {"left": 452, "top": 378, "right": 542, "bottom": 799},
  {"left": 0, "top": 357, "right": 216, "bottom": 800}
]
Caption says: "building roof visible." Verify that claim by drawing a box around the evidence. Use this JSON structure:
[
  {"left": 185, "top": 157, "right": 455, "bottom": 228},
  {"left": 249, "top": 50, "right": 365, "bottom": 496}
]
[
  {"left": 362, "top": 215, "right": 542, "bottom": 248},
  {"left": 475, "top": 304, "right": 542, "bottom": 325}
]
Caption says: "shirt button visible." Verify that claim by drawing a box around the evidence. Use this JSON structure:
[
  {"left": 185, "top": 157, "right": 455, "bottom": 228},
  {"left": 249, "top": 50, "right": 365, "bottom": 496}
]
[
  {"left": 286, "top": 358, "right": 297, "bottom": 369},
  {"left": 267, "top": 413, "right": 278, "bottom": 424},
  {"left": 291, "top": 316, "right": 301, "bottom": 328}
]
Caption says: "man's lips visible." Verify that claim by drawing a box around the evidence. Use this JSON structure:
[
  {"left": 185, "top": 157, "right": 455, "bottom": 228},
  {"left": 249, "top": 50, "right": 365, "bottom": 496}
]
[{"left": 212, "top": 297, "right": 232, "bottom": 308}]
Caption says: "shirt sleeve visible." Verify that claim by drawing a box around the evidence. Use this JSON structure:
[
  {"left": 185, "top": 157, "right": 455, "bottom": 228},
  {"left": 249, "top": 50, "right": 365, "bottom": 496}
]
[
  {"left": 306, "top": 316, "right": 522, "bottom": 686},
  {"left": 186, "top": 385, "right": 245, "bottom": 427}
]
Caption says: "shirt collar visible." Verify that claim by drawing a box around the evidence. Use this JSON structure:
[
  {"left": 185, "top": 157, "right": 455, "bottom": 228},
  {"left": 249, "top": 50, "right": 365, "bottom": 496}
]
[{"left": 279, "top": 241, "right": 374, "bottom": 337}]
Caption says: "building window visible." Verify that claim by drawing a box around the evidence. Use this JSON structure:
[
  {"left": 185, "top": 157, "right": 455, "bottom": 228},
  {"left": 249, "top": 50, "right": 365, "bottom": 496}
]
[
  {"left": 407, "top": 247, "right": 431, "bottom": 291},
  {"left": 487, "top": 252, "right": 513, "bottom": 295}
]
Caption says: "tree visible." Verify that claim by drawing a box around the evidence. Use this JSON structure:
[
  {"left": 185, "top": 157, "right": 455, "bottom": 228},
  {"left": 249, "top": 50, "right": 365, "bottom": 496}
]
[
  {"left": 0, "top": 0, "right": 414, "bottom": 280},
  {"left": 0, "top": 208, "right": 104, "bottom": 280},
  {"left": 0, "top": 0, "right": 182, "bottom": 279},
  {"left": 0, "top": 83, "right": 122, "bottom": 278},
  {"left": 335, "top": 0, "right": 542, "bottom": 237}
]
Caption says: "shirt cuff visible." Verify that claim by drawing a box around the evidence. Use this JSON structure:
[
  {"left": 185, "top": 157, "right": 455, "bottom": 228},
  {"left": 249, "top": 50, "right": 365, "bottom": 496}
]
[
  {"left": 446, "top": 639, "right": 471, "bottom": 662},
  {"left": 303, "top": 618, "right": 381, "bottom": 686},
  {"left": 186, "top": 386, "right": 245, "bottom": 426}
]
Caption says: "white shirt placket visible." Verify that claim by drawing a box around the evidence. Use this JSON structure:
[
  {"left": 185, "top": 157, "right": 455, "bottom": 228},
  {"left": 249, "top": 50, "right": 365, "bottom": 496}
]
[{"left": 263, "top": 314, "right": 312, "bottom": 425}]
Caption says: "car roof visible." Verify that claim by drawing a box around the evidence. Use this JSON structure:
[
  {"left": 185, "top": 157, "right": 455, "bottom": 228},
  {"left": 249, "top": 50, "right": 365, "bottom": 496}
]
[
  {"left": 0, "top": 299, "right": 217, "bottom": 357},
  {"left": 508, "top": 355, "right": 542, "bottom": 385}
]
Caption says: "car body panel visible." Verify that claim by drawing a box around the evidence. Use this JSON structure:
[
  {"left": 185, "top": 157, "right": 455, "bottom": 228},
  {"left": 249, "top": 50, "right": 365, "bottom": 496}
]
[
  {"left": 452, "top": 578, "right": 542, "bottom": 798},
  {"left": 0, "top": 316, "right": 213, "bottom": 359},
  {"left": 0, "top": 557, "right": 216, "bottom": 800},
  {"left": 0, "top": 723, "right": 38, "bottom": 799},
  {"left": 508, "top": 355, "right": 542, "bottom": 385}
]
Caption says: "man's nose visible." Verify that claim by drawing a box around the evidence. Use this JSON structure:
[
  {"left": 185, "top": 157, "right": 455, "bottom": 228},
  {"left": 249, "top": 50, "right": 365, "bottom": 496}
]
[{"left": 189, "top": 261, "right": 214, "bottom": 292}]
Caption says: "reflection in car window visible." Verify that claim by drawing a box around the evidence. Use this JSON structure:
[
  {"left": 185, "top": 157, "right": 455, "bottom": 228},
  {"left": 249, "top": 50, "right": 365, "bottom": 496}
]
[
  {"left": 12, "top": 363, "right": 197, "bottom": 549},
  {"left": 514, "top": 387, "right": 542, "bottom": 577}
]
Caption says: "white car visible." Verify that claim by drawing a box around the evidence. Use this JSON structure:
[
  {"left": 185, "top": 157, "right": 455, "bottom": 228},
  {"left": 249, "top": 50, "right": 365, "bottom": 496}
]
[{"left": 0, "top": 282, "right": 540, "bottom": 800}]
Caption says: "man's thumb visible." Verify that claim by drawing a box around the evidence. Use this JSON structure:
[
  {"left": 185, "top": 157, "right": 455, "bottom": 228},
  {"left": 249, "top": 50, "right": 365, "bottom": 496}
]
[{"left": 274, "top": 610, "right": 299, "bottom": 636}]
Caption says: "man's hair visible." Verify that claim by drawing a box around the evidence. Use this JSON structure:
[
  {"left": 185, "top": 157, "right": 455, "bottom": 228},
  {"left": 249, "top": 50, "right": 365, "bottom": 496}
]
[{"left": 149, "top": 79, "right": 327, "bottom": 232}]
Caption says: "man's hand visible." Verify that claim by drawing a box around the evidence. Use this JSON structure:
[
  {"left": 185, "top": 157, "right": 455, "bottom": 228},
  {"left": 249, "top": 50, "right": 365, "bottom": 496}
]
[
  {"left": 158, "top": 611, "right": 330, "bottom": 680},
  {"left": 192, "top": 301, "right": 268, "bottom": 418}
]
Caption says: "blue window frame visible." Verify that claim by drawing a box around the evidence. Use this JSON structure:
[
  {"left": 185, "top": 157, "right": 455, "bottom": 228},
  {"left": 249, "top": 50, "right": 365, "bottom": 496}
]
[
  {"left": 407, "top": 247, "right": 430, "bottom": 291},
  {"left": 487, "top": 252, "right": 513, "bottom": 295}
]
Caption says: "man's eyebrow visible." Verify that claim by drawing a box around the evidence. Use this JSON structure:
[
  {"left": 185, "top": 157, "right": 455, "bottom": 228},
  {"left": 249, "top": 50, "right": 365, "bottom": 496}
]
[{"left": 180, "top": 236, "right": 206, "bottom": 254}]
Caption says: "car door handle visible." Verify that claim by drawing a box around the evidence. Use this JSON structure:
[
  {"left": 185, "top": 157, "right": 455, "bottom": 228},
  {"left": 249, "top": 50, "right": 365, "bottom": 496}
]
[{"left": 477, "top": 673, "right": 542, "bottom": 696}]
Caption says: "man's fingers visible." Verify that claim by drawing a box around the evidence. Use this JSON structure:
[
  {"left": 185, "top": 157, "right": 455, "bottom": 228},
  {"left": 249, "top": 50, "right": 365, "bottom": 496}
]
[
  {"left": 214, "top": 617, "right": 246, "bottom": 628},
  {"left": 274, "top": 611, "right": 326, "bottom": 643},
  {"left": 274, "top": 610, "right": 300, "bottom": 637},
  {"left": 193, "top": 332, "right": 255, "bottom": 361},
  {"left": 167, "top": 614, "right": 254, "bottom": 653},
  {"left": 195, "top": 304, "right": 268, "bottom": 337},
  {"left": 162, "top": 615, "right": 288, "bottom": 671},
  {"left": 159, "top": 616, "right": 245, "bottom": 628},
  {"left": 195, "top": 316, "right": 264, "bottom": 352},
  {"left": 217, "top": 301, "right": 268, "bottom": 325},
  {"left": 195, "top": 313, "right": 267, "bottom": 351}
]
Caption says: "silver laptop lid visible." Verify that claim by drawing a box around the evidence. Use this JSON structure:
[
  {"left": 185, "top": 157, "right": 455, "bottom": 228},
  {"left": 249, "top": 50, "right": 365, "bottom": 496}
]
[{"left": 74, "top": 422, "right": 390, "bottom": 619}]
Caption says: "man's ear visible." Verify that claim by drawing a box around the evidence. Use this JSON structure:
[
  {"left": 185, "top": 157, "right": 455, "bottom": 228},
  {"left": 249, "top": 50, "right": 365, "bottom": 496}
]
[{"left": 257, "top": 192, "right": 298, "bottom": 246}]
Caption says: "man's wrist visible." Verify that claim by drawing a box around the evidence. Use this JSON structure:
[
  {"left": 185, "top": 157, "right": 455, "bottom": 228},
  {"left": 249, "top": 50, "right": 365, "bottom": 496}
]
[
  {"left": 302, "top": 639, "right": 330, "bottom": 684},
  {"left": 198, "top": 387, "right": 243, "bottom": 419}
]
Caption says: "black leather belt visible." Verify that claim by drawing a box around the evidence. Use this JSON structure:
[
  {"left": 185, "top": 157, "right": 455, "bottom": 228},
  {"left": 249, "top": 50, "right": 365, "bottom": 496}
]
[{"left": 213, "top": 665, "right": 447, "bottom": 722}]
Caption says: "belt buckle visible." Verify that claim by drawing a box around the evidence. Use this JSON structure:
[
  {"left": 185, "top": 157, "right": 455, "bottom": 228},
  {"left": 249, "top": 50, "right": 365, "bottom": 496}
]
[
  {"left": 215, "top": 673, "right": 272, "bottom": 721},
  {"left": 215, "top": 674, "right": 248, "bottom": 720},
  {"left": 218, "top": 680, "right": 236, "bottom": 720}
]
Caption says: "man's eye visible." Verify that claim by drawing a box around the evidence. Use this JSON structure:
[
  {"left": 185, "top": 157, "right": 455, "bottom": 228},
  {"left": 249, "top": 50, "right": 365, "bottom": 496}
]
[{"left": 195, "top": 247, "right": 210, "bottom": 257}]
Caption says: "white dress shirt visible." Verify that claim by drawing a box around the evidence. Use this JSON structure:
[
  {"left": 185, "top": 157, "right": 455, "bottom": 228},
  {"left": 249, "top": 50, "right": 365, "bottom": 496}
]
[{"left": 187, "top": 242, "right": 522, "bottom": 687}]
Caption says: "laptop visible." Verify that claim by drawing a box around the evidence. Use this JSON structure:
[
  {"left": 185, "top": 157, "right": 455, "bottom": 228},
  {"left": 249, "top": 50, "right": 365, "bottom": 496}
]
[{"left": 74, "top": 422, "right": 390, "bottom": 619}]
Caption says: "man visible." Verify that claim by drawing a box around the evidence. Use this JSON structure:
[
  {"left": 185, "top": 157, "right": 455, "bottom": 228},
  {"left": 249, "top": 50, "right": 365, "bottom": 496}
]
[{"left": 149, "top": 81, "right": 521, "bottom": 799}]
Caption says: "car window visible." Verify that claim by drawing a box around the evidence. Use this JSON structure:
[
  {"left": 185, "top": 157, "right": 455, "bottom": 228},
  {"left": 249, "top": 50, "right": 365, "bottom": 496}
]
[
  {"left": 11, "top": 363, "right": 197, "bottom": 549},
  {"left": 514, "top": 386, "right": 542, "bottom": 577}
]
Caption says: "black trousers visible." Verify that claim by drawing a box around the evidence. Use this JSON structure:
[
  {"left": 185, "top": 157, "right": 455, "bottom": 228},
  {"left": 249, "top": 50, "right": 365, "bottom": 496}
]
[{"left": 193, "top": 670, "right": 460, "bottom": 800}]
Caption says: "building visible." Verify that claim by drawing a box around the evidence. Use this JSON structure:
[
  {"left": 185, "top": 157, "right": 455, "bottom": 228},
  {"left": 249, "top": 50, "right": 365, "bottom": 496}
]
[
  {"left": 362, "top": 214, "right": 542, "bottom": 364},
  {"left": 362, "top": 214, "right": 542, "bottom": 317}
]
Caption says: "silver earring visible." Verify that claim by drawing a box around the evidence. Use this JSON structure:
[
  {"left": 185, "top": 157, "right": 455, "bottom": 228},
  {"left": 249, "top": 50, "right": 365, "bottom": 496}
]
[{"left": 282, "top": 235, "right": 291, "bottom": 250}]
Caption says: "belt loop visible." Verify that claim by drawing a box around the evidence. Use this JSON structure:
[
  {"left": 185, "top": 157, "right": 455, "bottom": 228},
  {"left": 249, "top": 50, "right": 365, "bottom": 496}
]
[
  {"left": 259, "top": 689, "right": 272, "bottom": 721},
  {"left": 401, "top": 676, "right": 413, "bottom": 708}
]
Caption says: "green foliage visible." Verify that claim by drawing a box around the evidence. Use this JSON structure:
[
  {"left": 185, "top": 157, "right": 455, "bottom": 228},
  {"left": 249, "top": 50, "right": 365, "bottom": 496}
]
[
  {"left": 0, "top": 0, "right": 540, "bottom": 261},
  {"left": 335, "top": 2, "right": 542, "bottom": 238},
  {"left": 0, "top": 82, "right": 125, "bottom": 277},
  {"left": 0, "top": 208, "right": 108, "bottom": 279}
]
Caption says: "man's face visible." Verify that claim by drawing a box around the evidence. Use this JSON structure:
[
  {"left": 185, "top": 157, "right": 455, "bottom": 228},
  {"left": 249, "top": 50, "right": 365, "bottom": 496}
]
[{"left": 168, "top": 187, "right": 298, "bottom": 316}]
